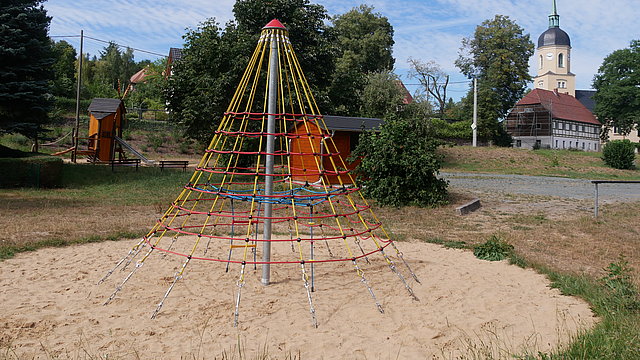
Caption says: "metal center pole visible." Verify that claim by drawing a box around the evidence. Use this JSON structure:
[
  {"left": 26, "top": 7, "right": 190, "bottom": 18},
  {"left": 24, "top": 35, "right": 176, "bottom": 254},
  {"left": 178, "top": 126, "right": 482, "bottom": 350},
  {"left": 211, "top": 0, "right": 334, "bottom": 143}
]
[{"left": 262, "top": 32, "right": 279, "bottom": 285}]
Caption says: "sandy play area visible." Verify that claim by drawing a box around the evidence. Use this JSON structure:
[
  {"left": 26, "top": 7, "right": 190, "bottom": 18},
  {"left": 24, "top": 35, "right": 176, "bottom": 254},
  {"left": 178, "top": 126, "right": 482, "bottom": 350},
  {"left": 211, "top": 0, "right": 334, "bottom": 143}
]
[{"left": 1, "top": 239, "right": 595, "bottom": 359}]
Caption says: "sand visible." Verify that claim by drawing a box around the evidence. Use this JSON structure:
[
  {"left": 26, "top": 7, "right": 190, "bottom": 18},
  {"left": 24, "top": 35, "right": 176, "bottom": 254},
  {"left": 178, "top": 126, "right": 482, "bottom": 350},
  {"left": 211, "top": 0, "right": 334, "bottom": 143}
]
[{"left": 0, "top": 239, "right": 595, "bottom": 359}]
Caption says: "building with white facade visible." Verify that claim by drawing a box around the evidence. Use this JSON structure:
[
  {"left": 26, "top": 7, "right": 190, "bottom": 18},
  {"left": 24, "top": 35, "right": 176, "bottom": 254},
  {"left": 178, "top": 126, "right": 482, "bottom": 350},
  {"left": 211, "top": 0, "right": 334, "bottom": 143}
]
[{"left": 505, "top": 89, "right": 601, "bottom": 151}]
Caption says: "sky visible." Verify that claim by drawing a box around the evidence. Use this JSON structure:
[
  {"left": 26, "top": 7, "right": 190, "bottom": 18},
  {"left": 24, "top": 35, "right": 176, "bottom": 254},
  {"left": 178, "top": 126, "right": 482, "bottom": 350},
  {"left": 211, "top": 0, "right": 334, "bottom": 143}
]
[{"left": 45, "top": 0, "right": 640, "bottom": 101}]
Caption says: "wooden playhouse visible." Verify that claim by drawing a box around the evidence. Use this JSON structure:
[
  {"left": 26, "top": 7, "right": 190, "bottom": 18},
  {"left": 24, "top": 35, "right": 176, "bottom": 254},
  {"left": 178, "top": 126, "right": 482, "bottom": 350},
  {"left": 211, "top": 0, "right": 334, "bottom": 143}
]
[
  {"left": 289, "top": 115, "right": 383, "bottom": 184},
  {"left": 84, "top": 98, "right": 126, "bottom": 162}
]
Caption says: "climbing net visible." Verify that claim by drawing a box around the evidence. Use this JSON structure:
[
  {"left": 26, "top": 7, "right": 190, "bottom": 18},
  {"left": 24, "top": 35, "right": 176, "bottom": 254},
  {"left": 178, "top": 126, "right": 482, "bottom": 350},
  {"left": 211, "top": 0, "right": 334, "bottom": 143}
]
[{"left": 99, "top": 20, "right": 419, "bottom": 327}]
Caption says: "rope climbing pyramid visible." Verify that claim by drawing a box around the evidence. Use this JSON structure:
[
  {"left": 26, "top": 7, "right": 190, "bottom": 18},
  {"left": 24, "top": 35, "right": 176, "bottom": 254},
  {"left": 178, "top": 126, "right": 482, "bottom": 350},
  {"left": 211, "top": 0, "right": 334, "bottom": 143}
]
[{"left": 99, "top": 19, "right": 419, "bottom": 327}]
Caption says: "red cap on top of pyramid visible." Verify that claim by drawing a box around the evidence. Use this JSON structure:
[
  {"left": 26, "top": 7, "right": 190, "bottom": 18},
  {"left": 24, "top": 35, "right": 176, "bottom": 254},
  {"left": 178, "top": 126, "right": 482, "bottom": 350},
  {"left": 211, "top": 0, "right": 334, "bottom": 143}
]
[{"left": 263, "top": 19, "right": 287, "bottom": 30}]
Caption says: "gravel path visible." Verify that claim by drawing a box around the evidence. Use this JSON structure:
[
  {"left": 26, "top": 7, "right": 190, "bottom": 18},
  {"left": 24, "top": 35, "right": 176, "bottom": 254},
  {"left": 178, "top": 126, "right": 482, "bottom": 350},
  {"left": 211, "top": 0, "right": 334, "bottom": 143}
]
[{"left": 441, "top": 172, "right": 640, "bottom": 203}]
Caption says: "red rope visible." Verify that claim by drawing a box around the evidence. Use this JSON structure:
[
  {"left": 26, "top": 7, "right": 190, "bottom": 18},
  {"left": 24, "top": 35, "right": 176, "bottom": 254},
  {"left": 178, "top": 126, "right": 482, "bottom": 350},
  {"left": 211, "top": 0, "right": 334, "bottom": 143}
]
[{"left": 145, "top": 236, "right": 391, "bottom": 264}]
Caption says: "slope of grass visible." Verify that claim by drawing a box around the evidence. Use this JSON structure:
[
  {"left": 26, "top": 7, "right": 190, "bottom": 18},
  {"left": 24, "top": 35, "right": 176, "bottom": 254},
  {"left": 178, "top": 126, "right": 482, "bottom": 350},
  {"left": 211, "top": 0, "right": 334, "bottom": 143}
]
[
  {"left": 440, "top": 146, "right": 640, "bottom": 180},
  {"left": 506, "top": 255, "right": 640, "bottom": 359}
]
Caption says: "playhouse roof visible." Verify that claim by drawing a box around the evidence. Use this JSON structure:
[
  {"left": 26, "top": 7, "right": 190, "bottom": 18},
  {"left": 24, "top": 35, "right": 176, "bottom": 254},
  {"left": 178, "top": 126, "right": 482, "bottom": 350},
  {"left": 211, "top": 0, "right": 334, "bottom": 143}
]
[
  {"left": 88, "top": 98, "right": 125, "bottom": 120},
  {"left": 516, "top": 89, "right": 599, "bottom": 125},
  {"left": 322, "top": 115, "right": 383, "bottom": 132}
]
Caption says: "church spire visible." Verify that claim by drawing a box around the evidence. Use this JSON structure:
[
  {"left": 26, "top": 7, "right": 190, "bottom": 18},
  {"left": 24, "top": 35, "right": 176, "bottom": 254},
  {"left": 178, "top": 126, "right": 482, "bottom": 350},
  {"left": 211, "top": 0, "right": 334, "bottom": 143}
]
[{"left": 549, "top": 0, "right": 560, "bottom": 28}]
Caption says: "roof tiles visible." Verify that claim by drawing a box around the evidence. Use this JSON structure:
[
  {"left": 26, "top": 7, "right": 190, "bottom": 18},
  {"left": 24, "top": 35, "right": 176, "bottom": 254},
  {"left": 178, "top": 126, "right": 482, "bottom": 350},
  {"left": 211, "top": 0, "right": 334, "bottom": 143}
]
[{"left": 517, "top": 89, "right": 599, "bottom": 125}]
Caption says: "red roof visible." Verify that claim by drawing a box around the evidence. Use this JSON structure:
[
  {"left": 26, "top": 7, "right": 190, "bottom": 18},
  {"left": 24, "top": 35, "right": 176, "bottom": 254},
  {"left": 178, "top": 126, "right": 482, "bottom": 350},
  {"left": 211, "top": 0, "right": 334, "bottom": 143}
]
[
  {"left": 517, "top": 88, "right": 599, "bottom": 125},
  {"left": 395, "top": 80, "right": 414, "bottom": 105},
  {"left": 130, "top": 67, "right": 151, "bottom": 84}
]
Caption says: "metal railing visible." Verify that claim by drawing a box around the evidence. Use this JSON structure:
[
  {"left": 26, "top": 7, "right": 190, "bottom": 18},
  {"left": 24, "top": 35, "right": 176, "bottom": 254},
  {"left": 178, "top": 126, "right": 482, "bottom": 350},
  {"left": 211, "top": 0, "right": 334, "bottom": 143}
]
[{"left": 592, "top": 180, "right": 640, "bottom": 217}]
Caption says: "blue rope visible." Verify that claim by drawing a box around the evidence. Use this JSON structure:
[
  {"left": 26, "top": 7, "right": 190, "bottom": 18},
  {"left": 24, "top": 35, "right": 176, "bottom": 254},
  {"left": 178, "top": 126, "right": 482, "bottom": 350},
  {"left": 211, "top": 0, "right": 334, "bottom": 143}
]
[{"left": 193, "top": 184, "right": 346, "bottom": 207}]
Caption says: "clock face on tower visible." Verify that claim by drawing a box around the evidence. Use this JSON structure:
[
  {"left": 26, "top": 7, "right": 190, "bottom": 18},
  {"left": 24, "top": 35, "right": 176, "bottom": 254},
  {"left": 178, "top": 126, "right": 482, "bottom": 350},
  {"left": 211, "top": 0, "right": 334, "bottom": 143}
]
[{"left": 546, "top": 52, "right": 554, "bottom": 60}]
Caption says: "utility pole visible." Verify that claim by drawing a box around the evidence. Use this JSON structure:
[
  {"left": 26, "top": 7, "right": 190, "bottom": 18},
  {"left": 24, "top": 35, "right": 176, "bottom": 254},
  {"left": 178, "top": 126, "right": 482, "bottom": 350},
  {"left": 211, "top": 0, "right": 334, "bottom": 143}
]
[
  {"left": 72, "top": 30, "right": 84, "bottom": 163},
  {"left": 472, "top": 77, "right": 478, "bottom": 147},
  {"left": 261, "top": 31, "right": 279, "bottom": 286}
]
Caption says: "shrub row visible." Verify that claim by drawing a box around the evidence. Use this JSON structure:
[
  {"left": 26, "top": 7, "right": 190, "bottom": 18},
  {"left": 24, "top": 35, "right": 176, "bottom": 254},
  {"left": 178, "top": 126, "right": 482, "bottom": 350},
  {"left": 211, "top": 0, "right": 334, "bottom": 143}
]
[{"left": 0, "top": 155, "right": 63, "bottom": 188}]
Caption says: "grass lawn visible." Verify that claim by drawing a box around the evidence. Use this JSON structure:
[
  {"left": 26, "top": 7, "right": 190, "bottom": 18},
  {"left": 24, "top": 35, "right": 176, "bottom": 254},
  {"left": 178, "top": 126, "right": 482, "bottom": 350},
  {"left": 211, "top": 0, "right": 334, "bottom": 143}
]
[{"left": 440, "top": 146, "right": 640, "bottom": 180}]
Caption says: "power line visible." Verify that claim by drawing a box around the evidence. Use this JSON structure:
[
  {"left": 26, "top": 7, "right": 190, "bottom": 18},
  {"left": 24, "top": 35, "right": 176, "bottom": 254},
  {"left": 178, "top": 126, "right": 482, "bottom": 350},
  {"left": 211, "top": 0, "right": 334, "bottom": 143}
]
[
  {"left": 404, "top": 80, "right": 472, "bottom": 86},
  {"left": 84, "top": 36, "right": 167, "bottom": 57},
  {"left": 51, "top": 33, "right": 167, "bottom": 58}
]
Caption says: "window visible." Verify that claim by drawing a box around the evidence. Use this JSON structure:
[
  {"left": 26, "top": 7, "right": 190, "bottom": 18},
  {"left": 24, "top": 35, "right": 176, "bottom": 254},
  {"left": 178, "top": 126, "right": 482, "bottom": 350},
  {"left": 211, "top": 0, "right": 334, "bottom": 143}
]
[
  {"left": 558, "top": 53, "right": 564, "bottom": 68},
  {"left": 536, "top": 123, "right": 542, "bottom": 130},
  {"left": 535, "top": 140, "right": 542, "bottom": 147},
  {"left": 538, "top": 80, "right": 544, "bottom": 87},
  {"left": 562, "top": 141, "right": 566, "bottom": 148},
  {"left": 582, "top": 142, "right": 585, "bottom": 149},
  {"left": 539, "top": 55, "right": 543, "bottom": 69},
  {"left": 516, "top": 140, "right": 522, "bottom": 147},
  {"left": 557, "top": 81, "right": 567, "bottom": 89},
  {"left": 555, "top": 140, "right": 558, "bottom": 148},
  {"left": 559, "top": 123, "right": 564, "bottom": 130},
  {"left": 580, "top": 125, "right": 584, "bottom": 132},
  {"left": 572, "top": 124, "right": 576, "bottom": 131}
]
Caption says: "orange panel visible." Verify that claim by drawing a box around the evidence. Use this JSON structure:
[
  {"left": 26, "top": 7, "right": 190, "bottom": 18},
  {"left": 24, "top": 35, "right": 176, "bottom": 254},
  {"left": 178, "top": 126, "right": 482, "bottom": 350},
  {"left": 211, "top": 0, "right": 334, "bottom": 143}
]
[
  {"left": 323, "top": 132, "right": 356, "bottom": 184},
  {"left": 97, "top": 114, "right": 115, "bottom": 161},
  {"left": 290, "top": 122, "right": 322, "bottom": 183}
]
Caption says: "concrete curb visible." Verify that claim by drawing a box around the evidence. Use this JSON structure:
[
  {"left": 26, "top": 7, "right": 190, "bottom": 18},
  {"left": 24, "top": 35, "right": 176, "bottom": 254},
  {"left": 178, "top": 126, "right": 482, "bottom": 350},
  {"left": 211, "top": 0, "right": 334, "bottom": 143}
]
[{"left": 456, "top": 198, "right": 481, "bottom": 215}]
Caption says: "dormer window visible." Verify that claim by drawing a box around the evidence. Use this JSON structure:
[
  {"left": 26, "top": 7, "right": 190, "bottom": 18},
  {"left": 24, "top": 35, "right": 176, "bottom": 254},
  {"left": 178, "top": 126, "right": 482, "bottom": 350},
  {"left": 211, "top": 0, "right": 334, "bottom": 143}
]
[
  {"left": 558, "top": 53, "right": 564, "bottom": 68},
  {"left": 557, "top": 80, "right": 566, "bottom": 89}
]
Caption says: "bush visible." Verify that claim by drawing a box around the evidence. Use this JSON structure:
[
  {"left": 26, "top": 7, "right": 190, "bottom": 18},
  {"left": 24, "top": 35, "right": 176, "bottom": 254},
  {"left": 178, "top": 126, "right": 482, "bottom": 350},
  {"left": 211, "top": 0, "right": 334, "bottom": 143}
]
[
  {"left": 600, "top": 255, "right": 640, "bottom": 312},
  {"left": 351, "top": 116, "right": 448, "bottom": 207},
  {"left": 0, "top": 154, "right": 63, "bottom": 188},
  {"left": 473, "top": 235, "right": 514, "bottom": 261},
  {"left": 428, "top": 118, "right": 472, "bottom": 141},
  {"left": 602, "top": 139, "right": 636, "bottom": 169}
]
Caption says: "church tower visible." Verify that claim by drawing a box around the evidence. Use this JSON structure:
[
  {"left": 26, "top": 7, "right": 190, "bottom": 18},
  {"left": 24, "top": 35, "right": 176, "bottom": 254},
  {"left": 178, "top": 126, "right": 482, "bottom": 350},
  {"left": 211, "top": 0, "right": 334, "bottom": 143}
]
[{"left": 534, "top": 0, "right": 576, "bottom": 96}]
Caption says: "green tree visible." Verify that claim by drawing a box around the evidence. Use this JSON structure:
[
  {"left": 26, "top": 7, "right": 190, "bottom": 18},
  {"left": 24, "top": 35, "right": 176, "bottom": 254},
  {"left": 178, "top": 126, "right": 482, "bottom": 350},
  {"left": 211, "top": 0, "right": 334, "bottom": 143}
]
[
  {"left": 233, "top": 0, "right": 334, "bottom": 108},
  {"left": 0, "top": 0, "right": 54, "bottom": 141},
  {"left": 126, "top": 58, "right": 168, "bottom": 111},
  {"left": 455, "top": 15, "right": 534, "bottom": 144},
  {"left": 359, "top": 71, "right": 405, "bottom": 119},
  {"left": 167, "top": 1, "right": 398, "bottom": 142},
  {"left": 168, "top": 0, "right": 335, "bottom": 142},
  {"left": 50, "top": 40, "right": 77, "bottom": 98},
  {"left": 165, "top": 19, "right": 243, "bottom": 143},
  {"left": 328, "top": 5, "right": 394, "bottom": 116},
  {"left": 593, "top": 40, "right": 640, "bottom": 136},
  {"left": 351, "top": 115, "right": 448, "bottom": 207},
  {"left": 94, "top": 43, "right": 137, "bottom": 96}
]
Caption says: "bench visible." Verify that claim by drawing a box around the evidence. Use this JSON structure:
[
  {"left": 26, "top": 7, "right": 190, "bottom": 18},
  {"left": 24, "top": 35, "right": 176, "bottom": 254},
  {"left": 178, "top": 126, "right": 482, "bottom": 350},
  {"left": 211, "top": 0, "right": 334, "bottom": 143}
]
[
  {"left": 159, "top": 160, "right": 189, "bottom": 172},
  {"left": 109, "top": 158, "right": 141, "bottom": 172}
]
